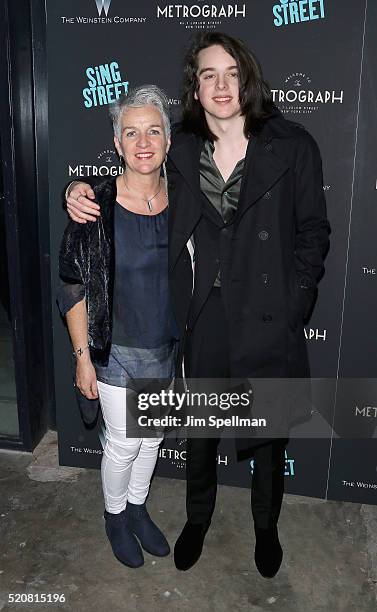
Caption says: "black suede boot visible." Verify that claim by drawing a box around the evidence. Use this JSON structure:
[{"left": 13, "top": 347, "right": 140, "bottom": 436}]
[
  {"left": 254, "top": 525, "right": 283, "bottom": 578},
  {"left": 104, "top": 509, "right": 144, "bottom": 568},
  {"left": 174, "top": 520, "right": 211, "bottom": 571}
]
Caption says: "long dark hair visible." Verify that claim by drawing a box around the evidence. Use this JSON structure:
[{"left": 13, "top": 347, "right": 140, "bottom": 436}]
[{"left": 181, "top": 32, "right": 275, "bottom": 141}]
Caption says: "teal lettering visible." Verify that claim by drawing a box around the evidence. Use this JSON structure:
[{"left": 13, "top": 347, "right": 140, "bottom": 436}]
[
  {"left": 99, "top": 64, "right": 112, "bottom": 85},
  {"left": 96, "top": 86, "right": 107, "bottom": 105},
  {"left": 110, "top": 61, "right": 121, "bottom": 82},
  {"left": 86, "top": 67, "right": 97, "bottom": 88},
  {"left": 289, "top": 2, "right": 300, "bottom": 23},
  {"left": 106, "top": 83, "right": 115, "bottom": 103},
  {"left": 299, "top": 0, "right": 309, "bottom": 21},
  {"left": 90, "top": 88, "right": 98, "bottom": 106},
  {"left": 272, "top": 5, "right": 283, "bottom": 26},
  {"left": 82, "top": 88, "right": 93, "bottom": 108},
  {"left": 308, "top": 0, "right": 319, "bottom": 20},
  {"left": 113, "top": 82, "right": 123, "bottom": 99}
]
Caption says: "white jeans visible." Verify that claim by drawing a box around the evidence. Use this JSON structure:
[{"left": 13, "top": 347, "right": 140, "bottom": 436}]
[{"left": 97, "top": 380, "right": 163, "bottom": 514}]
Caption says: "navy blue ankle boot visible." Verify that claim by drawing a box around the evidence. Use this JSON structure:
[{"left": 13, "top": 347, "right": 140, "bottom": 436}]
[
  {"left": 124, "top": 502, "right": 170, "bottom": 557},
  {"left": 104, "top": 509, "right": 144, "bottom": 568}
]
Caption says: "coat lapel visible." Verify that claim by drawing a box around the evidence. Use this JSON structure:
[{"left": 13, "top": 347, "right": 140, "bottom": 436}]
[
  {"left": 167, "top": 111, "right": 292, "bottom": 267},
  {"left": 167, "top": 132, "right": 203, "bottom": 270}
]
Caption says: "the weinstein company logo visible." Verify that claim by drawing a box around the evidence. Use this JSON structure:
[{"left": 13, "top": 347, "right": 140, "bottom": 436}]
[
  {"left": 61, "top": 0, "right": 146, "bottom": 24},
  {"left": 94, "top": 0, "right": 112, "bottom": 16}
]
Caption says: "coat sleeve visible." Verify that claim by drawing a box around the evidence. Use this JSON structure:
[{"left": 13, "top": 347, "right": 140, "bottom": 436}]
[
  {"left": 64, "top": 174, "right": 104, "bottom": 203},
  {"left": 292, "top": 130, "right": 331, "bottom": 316},
  {"left": 57, "top": 220, "right": 88, "bottom": 316}
]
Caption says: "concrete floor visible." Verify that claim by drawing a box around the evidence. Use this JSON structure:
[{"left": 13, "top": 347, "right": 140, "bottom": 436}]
[{"left": 0, "top": 431, "right": 376, "bottom": 612}]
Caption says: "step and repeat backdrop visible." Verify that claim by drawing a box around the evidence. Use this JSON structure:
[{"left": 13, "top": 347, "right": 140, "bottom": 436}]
[{"left": 47, "top": 0, "right": 377, "bottom": 504}]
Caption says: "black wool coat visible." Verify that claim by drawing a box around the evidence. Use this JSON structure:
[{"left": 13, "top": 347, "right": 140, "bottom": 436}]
[{"left": 167, "top": 109, "right": 331, "bottom": 386}]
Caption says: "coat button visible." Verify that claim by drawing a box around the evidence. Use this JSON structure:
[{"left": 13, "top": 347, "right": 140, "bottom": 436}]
[
  {"left": 299, "top": 278, "right": 311, "bottom": 289},
  {"left": 264, "top": 142, "right": 273, "bottom": 152},
  {"left": 261, "top": 273, "right": 268, "bottom": 284},
  {"left": 263, "top": 191, "right": 271, "bottom": 199},
  {"left": 215, "top": 258, "right": 220, "bottom": 264},
  {"left": 258, "top": 230, "right": 269, "bottom": 241},
  {"left": 262, "top": 313, "right": 273, "bottom": 322}
]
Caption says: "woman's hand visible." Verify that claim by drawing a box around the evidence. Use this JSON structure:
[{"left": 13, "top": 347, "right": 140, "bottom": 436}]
[
  {"left": 66, "top": 181, "right": 101, "bottom": 224},
  {"left": 75, "top": 356, "right": 99, "bottom": 399}
]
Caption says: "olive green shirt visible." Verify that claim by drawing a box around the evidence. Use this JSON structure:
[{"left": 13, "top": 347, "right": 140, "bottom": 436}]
[{"left": 199, "top": 140, "right": 245, "bottom": 287}]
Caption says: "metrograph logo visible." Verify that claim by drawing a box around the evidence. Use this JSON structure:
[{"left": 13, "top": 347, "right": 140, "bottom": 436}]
[
  {"left": 94, "top": 0, "right": 112, "bottom": 16},
  {"left": 156, "top": 2, "right": 247, "bottom": 30},
  {"left": 272, "top": 72, "right": 344, "bottom": 115},
  {"left": 67, "top": 148, "right": 124, "bottom": 180}
]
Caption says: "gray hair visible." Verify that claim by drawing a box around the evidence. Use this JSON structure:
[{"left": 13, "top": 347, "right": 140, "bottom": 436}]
[{"left": 109, "top": 84, "right": 171, "bottom": 141}]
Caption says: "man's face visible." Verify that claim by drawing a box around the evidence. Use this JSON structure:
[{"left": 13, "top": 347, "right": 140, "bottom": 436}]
[{"left": 194, "top": 44, "right": 241, "bottom": 121}]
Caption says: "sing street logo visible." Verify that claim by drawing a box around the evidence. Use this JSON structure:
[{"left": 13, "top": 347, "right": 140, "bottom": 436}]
[
  {"left": 82, "top": 61, "right": 129, "bottom": 108},
  {"left": 251, "top": 450, "right": 295, "bottom": 476},
  {"left": 272, "top": 0, "right": 325, "bottom": 27}
]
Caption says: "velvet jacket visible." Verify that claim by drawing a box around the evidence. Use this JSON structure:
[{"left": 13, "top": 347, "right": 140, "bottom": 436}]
[{"left": 59, "top": 177, "right": 116, "bottom": 366}]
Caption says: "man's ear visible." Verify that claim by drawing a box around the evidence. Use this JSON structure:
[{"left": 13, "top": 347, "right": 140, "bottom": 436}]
[{"left": 114, "top": 136, "right": 122, "bottom": 158}]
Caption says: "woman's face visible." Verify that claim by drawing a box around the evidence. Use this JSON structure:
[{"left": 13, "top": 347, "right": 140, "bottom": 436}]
[{"left": 114, "top": 105, "right": 170, "bottom": 176}]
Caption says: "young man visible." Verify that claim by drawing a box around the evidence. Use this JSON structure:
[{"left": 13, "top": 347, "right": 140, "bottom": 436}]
[{"left": 65, "top": 32, "right": 330, "bottom": 577}]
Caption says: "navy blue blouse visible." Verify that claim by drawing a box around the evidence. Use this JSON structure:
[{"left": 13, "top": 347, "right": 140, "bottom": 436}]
[{"left": 112, "top": 201, "right": 178, "bottom": 347}]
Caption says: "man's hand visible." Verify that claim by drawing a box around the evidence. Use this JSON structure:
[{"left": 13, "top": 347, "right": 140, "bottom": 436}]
[
  {"left": 76, "top": 356, "right": 99, "bottom": 399},
  {"left": 66, "top": 181, "right": 101, "bottom": 224}
]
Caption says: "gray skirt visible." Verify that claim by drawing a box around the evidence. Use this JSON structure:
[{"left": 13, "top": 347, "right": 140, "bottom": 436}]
[{"left": 94, "top": 340, "right": 178, "bottom": 391}]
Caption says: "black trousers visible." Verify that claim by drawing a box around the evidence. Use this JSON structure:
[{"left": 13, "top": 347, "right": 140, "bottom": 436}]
[{"left": 184, "top": 288, "right": 288, "bottom": 530}]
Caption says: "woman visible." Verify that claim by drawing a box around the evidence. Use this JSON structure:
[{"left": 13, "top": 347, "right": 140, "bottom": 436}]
[{"left": 57, "top": 85, "right": 179, "bottom": 568}]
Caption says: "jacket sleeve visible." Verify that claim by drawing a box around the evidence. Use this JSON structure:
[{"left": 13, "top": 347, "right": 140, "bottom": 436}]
[
  {"left": 57, "top": 219, "right": 88, "bottom": 316},
  {"left": 292, "top": 130, "right": 331, "bottom": 317},
  {"left": 56, "top": 281, "right": 85, "bottom": 317}
]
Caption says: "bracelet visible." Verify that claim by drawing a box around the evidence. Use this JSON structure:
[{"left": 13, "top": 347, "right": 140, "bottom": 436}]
[
  {"left": 73, "top": 345, "right": 89, "bottom": 358},
  {"left": 65, "top": 181, "right": 77, "bottom": 201}
]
